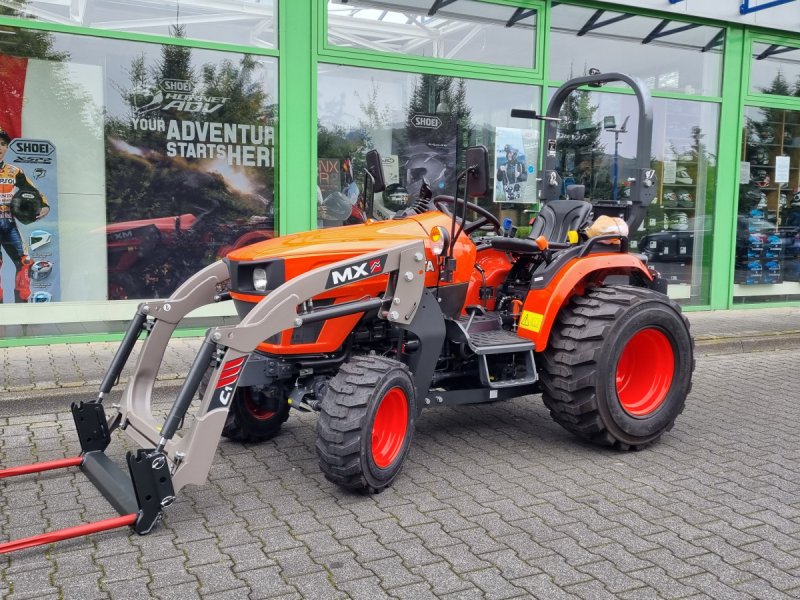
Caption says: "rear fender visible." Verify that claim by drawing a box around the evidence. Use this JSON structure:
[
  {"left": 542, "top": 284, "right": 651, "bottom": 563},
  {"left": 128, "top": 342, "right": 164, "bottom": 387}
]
[{"left": 517, "top": 254, "right": 652, "bottom": 351}]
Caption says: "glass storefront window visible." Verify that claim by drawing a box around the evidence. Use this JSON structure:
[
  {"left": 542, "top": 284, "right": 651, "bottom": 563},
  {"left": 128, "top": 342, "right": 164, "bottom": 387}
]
[
  {"left": 316, "top": 64, "right": 540, "bottom": 230},
  {"left": 734, "top": 106, "right": 800, "bottom": 303},
  {"left": 327, "top": 0, "right": 537, "bottom": 69},
  {"left": 550, "top": 4, "right": 724, "bottom": 97},
  {"left": 0, "top": 26, "right": 277, "bottom": 306},
  {"left": 0, "top": 0, "right": 277, "bottom": 48},
  {"left": 548, "top": 88, "right": 719, "bottom": 305},
  {"left": 750, "top": 42, "right": 800, "bottom": 97}
]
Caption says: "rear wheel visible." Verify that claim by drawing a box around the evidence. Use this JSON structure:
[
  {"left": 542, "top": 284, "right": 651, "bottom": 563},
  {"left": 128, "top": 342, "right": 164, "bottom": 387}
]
[
  {"left": 316, "top": 355, "right": 415, "bottom": 493},
  {"left": 540, "top": 285, "right": 694, "bottom": 450},
  {"left": 222, "top": 385, "right": 291, "bottom": 443}
]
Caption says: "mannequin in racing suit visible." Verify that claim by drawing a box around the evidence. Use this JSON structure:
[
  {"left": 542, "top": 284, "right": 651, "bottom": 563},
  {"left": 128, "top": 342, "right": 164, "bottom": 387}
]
[{"left": 0, "top": 130, "right": 50, "bottom": 302}]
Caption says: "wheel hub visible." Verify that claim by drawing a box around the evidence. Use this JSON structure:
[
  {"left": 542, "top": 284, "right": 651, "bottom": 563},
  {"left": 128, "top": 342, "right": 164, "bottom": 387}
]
[
  {"left": 243, "top": 390, "right": 277, "bottom": 421},
  {"left": 371, "top": 387, "right": 408, "bottom": 468},
  {"left": 616, "top": 328, "right": 675, "bottom": 417}
]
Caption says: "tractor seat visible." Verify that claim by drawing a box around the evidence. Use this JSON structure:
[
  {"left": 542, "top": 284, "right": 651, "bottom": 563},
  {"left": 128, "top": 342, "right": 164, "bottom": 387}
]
[{"left": 529, "top": 199, "right": 593, "bottom": 244}]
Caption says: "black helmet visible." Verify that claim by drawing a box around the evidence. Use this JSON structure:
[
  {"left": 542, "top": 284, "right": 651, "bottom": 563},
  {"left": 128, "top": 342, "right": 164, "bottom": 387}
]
[
  {"left": 381, "top": 184, "right": 409, "bottom": 213},
  {"left": 12, "top": 188, "right": 42, "bottom": 224}
]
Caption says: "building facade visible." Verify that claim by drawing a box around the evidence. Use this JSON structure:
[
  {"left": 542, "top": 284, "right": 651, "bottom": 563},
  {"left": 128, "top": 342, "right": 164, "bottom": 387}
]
[{"left": 0, "top": 0, "right": 799, "bottom": 342}]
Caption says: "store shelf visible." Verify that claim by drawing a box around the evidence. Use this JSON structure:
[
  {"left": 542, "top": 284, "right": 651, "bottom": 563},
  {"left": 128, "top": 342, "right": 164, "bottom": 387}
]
[{"left": 734, "top": 282, "right": 800, "bottom": 296}]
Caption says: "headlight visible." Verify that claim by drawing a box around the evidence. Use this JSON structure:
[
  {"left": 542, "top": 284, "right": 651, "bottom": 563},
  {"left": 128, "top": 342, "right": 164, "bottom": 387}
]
[
  {"left": 430, "top": 225, "right": 450, "bottom": 256},
  {"left": 253, "top": 267, "right": 268, "bottom": 291}
]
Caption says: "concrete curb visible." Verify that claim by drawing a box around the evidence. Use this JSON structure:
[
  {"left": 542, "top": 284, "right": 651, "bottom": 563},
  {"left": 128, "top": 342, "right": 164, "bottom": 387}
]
[
  {"left": 694, "top": 331, "right": 800, "bottom": 355},
  {"left": 2, "top": 333, "right": 798, "bottom": 405}
]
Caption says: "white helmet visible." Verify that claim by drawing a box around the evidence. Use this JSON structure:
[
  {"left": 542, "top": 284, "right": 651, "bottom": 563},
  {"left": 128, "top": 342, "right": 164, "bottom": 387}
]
[
  {"left": 30, "top": 260, "right": 53, "bottom": 281},
  {"left": 29, "top": 230, "right": 52, "bottom": 252},
  {"left": 669, "top": 212, "right": 689, "bottom": 231}
]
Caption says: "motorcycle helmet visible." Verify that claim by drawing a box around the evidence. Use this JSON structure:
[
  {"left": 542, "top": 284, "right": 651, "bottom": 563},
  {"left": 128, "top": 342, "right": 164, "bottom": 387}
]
[
  {"left": 375, "top": 183, "right": 408, "bottom": 219},
  {"left": 750, "top": 148, "right": 770, "bottom": 165},
  {"left": 320, "top": 191, "right": 353, "bottom": 222},
  {"left": 663, "top": 192, "right": 678, "bottom": 208},
  {"left": 29, "top": 291, "right": 52, "bottom": 303},
  {"left": 669, "top": 212, "right": 689, "bottom": 231},
  {"left": 753, "top": 170, "right": 771, "bottom": 188},
  {"left": 503, "top": 144, "right": 519, "bottom": 161},
  {"left": 11, "top": 188, "right": 43, "bottom": 225},
  {"left": 30, "top": 260, "right": 53, "bottom": 281},
  {"left": 677, "top": 192, "right": 694, "bottom": 208},
  {"left": 757, "top": 193, "right": 768, "bottom": 209},
  {"left": 404, "top": 151, "right": 449, "bottom": 196},
  {"left": 792, "top": 191, "right": 800, "bottom": 207},
  {"left": 29, "top": 230, "right": 52, "bottom": 252}
]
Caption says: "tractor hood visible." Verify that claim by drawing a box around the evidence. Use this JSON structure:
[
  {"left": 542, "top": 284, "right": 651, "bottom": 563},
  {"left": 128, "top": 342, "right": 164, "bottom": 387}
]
[
  {"left": 226, "top": 215, "right": 438, "bottom": 264},
  {"left": 224, "top": 212, "right": 463, "bottom": 301}
]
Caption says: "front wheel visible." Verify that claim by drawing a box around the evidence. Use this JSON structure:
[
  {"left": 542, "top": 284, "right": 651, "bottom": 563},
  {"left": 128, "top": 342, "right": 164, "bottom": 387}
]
[
  {"left": 540, "top": 285, "right": 694, "bottom": 450},
  {"left": 316, "top": 355, "right": 416, "bottom": 493}
]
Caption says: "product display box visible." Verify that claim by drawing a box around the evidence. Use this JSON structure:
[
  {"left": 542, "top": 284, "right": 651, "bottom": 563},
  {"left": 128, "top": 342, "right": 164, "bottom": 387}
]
[
  {"left": 651, "top": 261, "right": 692, "bottom": 284},
  {"left": 640, "top": 231, "right": 694, "bottom": 262},
  {"left": 735, "top": 257, "right": 786, "bottom": 285}
]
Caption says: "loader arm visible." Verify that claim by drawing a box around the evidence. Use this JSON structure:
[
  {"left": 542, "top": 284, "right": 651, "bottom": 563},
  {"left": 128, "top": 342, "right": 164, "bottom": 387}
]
[{"left": 119, "top": 239, "right": 428, "bottom": 491}]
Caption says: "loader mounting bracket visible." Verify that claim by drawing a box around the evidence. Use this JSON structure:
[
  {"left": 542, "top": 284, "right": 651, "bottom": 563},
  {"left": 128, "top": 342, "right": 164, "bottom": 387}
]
[
  {"left": 72, "top": 401, "right": 112, "bottom": 453},
  {"left": 128, "top": 449, "right": 176, "bottom": 535}
]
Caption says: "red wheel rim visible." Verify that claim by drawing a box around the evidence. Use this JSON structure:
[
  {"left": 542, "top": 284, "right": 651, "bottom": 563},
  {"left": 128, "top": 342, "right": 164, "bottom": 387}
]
[
  {"left": 616, "top": 328, "right": 675, "bottom": 417},
  {"left": 244, "top": 390, "right": 277, "bottom": 421},
  {"left": 371, "top": 387, "right": 409, "bottom": 468}
]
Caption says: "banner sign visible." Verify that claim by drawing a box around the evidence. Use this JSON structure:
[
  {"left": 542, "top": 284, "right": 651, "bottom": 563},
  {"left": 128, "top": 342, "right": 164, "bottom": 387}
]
[
  {"left": 493, "top": 127, "right": 539, "bottom": 204},
  {"left": 105, "top": 52, "right": 277, "bottom": 300}
]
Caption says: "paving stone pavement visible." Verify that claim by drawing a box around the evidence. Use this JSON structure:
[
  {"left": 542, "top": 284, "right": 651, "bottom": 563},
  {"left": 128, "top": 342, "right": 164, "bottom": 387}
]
[
  {"left": 1, "top": 306, "right": 800, "bottom": 395},
  {"left": 1, "top": 347, "right": 800, "bottom": 599}
]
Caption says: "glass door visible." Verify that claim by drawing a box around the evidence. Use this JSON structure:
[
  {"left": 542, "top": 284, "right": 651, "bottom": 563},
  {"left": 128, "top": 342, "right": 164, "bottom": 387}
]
[{"left": 735, "top": 106, "right": 800, "bottom": 302}]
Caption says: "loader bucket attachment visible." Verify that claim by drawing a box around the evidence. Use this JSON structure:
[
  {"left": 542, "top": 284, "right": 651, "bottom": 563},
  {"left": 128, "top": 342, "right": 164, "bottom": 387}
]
[{"left": 0, "top": 239, "right": 428, "bottom": 553}]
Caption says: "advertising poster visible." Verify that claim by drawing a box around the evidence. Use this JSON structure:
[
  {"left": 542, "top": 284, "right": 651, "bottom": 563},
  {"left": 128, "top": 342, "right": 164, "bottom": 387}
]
[
  {"left": 0, "top": 55, "right": 60, "bottom": 304},
  {"left": 400, "top": 112, "right": 457, "bottom": 204},
  {"left": 1, "top": 139, "right": 59, "bottom": 303},
  {"left": 105, "top": 48, "right": 277, "bottom": 299},
  {"left": 493, "top": 127, "right": 538, "bottom": 204}
]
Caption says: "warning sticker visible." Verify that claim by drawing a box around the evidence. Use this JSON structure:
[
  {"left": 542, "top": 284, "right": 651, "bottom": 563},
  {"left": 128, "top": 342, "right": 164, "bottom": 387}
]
[{"left": 519, "top": 310, "right": 544, "bottom": 333}]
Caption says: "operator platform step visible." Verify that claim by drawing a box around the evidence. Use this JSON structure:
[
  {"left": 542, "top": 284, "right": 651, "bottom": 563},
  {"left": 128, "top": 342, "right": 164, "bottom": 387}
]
[{"left": 468, "top": 328, "right": 535, "bottom": 355}]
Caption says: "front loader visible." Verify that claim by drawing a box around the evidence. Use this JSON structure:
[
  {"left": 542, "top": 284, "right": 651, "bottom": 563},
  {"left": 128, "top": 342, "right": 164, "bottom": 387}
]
[{"left": 0, "top": 72, "right": 693, "bottom": 553}]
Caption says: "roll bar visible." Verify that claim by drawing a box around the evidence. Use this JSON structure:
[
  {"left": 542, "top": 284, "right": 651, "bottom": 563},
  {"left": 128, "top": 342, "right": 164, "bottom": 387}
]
[{"left": 538, "top": 72, "right": 657, "bottom": 233}]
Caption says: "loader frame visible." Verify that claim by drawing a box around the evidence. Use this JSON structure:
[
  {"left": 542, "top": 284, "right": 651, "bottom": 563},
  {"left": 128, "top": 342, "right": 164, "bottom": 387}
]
[{"left": 1, "top": 239, "right": 430, "bottom": 553}]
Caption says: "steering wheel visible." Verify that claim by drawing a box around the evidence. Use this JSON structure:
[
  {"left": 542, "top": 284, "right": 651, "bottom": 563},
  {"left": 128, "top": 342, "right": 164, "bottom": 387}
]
[{"left": 433, "top": 195, "right": 501, "bottom": 235}]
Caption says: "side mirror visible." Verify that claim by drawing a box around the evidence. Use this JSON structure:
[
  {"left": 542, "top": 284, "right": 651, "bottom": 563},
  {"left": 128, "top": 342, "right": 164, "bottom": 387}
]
[
  {"left": 465, "top": 145, "right": 489, "bottom": 198},
  {"left": 365, "top": 149, "right": 386, "bottom": 194}
]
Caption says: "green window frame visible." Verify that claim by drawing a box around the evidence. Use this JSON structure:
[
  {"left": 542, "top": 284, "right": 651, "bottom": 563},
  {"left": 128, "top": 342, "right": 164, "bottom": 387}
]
[
  {"left": 726, "top": 30, "right": 800, "bottom": 309},
  {"left": 318, "top": 0, "right": 546, "bottom": 84}
]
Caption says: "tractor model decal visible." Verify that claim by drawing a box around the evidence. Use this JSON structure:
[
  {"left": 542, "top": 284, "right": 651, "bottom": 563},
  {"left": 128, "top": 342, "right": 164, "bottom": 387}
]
[{"left": 326, "top": 254, "right": 387, "bottom": 288}]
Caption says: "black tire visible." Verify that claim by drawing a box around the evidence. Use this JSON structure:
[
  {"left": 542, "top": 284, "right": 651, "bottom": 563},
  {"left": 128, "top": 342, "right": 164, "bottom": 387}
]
[
  {"left": 316, "top": 355, "right": 416, "bottom": 493},
  {"left": 539, "top": 285, "right": 694, "bottom": 450},
  {"left": 199, "top": 370, "right": 290, "bottom": 443},
  {"left": 222, "top": 385, "right": 290, "bottom": 443}
]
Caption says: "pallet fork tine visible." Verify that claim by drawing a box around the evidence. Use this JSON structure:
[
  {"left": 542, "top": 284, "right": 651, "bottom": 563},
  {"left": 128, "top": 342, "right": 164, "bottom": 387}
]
[{"left": 0, "top": 241, "right": 426, "bottom": 553}]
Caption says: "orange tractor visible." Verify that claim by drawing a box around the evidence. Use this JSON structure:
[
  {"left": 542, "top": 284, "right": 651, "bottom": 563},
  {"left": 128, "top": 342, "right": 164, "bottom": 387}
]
[{"left": 0, "top": 72, "right": 693, "bottom": 552}]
